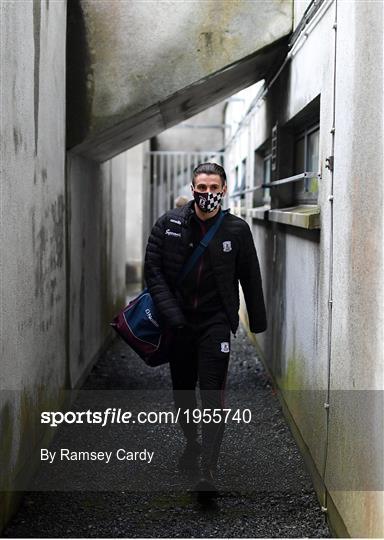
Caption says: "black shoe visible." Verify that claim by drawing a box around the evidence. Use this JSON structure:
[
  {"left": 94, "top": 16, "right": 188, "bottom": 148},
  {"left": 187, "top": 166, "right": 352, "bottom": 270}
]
[
  {"left": 193, "top": 468, "right": 218, "bottom": 497},
  {"left": 178, "top": 440, "right": 202, "bottom": 473}
]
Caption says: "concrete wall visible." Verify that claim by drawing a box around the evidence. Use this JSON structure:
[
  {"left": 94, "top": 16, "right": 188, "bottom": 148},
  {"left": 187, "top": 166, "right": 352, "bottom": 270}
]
[
  {"left": 0, "top": 1, "right": 143, "bottom": 528},
  {"left": 125, "top": 142, "right": 150, "bottom": 286},
  {"left": 224, "top": 0, "right": 384, "bottom": 536},
  {"left": 67, "top": 0, "right": 292, "bottom": 160},
  {"left": 0, "top": 0, "right": 67, "bottom": 527},
  {"left": 327, "top": 0, "right": 384, "bottom": 535},
  {"left": 66, "top": 153, "right": 128, "bottom": 388},
  {"left": 155, "top": 102, "right": 226, "bottom": 153}
]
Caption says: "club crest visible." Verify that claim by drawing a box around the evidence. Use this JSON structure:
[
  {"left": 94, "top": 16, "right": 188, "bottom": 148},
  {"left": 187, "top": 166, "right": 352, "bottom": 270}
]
[
  {"left": 222, "top": 241, "right": 232, "bottom": 252},
  {"left": 221, "top": 342, "right": 230, "bottom": 353}
]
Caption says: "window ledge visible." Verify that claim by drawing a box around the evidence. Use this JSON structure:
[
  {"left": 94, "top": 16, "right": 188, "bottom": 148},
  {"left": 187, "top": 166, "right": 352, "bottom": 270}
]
[
  {"left": 247, "top": 205, "right": 270, "bottom": 220},
  {"left": 232, "top": 207, "right": 247, "bottom": 218},
  {"left": 268, "top": 205, "right": 320, "bottom": 229}
]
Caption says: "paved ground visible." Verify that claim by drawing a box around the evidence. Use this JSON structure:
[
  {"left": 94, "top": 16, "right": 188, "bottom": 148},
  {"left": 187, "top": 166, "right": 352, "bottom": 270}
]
[{"left": 4, "top": 325, "right": 331, "bottom": 538}]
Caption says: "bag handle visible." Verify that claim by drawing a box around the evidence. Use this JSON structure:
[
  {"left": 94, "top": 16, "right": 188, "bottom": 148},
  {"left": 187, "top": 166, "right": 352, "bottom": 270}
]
[{"left": 176, "top": 209, "right": 228, "bottom": 285}]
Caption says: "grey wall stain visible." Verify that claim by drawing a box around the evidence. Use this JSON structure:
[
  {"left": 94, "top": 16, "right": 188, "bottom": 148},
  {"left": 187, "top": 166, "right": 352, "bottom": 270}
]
[
  {"left": 313, "top": 249, "right": 320, "bottom": 357},
  {"left": 49, "top": 278, "right": 57, "bottom": 309},
  {"left": 0, "top": 402, "right": 13, "bottom": 487},
  {"left": 13, "top": 127, "right": 18, "bottom": 152},
  {"left": 12, "top": 78, "right": 16, "bottom": 101},
  {"left": 50, "top": 194, "right": 64, "bottom": 270},
  {"left": 180, "top": 98, "right": 192, "bottom": 113},
  {"left": 41, "top": 168, "right": 47, "bottom": 183},
  {"left": 66, "top": 0, "right": 92, "bottom": 147},
  {"left": 31, "top": 208, "right": 36, "bottom": 253},
  {"left": 269, "top": 224, "right": 287, "bottom": 379},
  {"left": 33, "top": 195, "right": 64, "bottom": 300},
  {"left": 78, "top": 247, "right": 85, "bottom": 365},
  {"left": 35, "top": 225, "right": 47, "bottom": 298},
  {"left": 33, "top": 0, "right": 41, "bottom": 156},
  {"left": 18, "top": 316, "right": 33, "bottom": 334},
  {"left": 200, "top": 32, "right": 213, "bottom": 55},
  {"left": 13, "top": 127, "right": 22, "bottom": 153}
]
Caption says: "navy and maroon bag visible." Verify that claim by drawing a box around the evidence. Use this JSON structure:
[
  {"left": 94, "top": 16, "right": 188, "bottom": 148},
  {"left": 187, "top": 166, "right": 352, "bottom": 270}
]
[
  {"left": 110, "top": 287, "right": 172, "bottom": 367},
  {"left": 110, "top": 210, "right": 227, "bottom": 367}
]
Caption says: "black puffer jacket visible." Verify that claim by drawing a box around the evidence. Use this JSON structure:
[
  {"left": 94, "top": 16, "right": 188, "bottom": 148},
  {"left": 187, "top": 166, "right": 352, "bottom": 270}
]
[{"left": 144, "top": 201, "right": 267, "bottom": 335}]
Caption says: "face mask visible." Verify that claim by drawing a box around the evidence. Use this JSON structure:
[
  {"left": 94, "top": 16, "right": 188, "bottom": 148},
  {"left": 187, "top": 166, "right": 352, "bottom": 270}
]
[{"left": 193, "top": 190, "right": 224, "bottom": 213}]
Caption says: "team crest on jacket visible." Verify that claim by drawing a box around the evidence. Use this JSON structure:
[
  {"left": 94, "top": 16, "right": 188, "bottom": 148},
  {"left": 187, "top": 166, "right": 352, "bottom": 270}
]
[
  {"left": 222, "top": 241, "right": 232, "bottom": 252},
  {"left": 221, "top": 342, "right": 230, "bottom": 353}
]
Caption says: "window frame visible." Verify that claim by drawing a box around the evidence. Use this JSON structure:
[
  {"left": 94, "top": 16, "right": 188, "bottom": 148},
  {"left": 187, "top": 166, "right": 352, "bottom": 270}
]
[
  {"left": 240, "top": 157, "right": 247, "bottom": 202},
  {"left": 253, "top": 142, "right": 272, "bottom": 208},
  {"left": 293, "top": 121, "right": 320, "bottom": 204}
]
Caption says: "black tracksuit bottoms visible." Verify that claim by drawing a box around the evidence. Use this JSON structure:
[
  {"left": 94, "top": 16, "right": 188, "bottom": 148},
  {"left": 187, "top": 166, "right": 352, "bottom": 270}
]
[{"left": 169, "top": 311, "right": 231, "bottom": 471}]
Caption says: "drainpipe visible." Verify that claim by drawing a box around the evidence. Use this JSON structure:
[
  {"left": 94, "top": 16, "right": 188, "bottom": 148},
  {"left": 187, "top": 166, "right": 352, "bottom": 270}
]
[{"left": 321, "top": 0, "right": 338, "bottom": 515}]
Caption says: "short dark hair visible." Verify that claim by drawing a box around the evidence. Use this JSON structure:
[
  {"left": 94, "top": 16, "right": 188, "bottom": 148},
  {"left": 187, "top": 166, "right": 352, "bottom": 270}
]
[{"left": 192, "top": 162, "right": 227, "bottom": 186}]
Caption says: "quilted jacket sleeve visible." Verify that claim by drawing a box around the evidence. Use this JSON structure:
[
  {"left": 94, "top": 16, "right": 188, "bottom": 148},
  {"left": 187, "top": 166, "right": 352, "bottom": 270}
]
[
  {"left": 237, "top": 222, "right": 267, "bottom": 333},
  {"left": 144, "top": 215, "right": 187, "bottom": 329}
]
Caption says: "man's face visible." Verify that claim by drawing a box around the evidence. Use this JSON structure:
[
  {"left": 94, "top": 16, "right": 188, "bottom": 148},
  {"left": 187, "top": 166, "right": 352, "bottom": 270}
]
[{"left": 191, "top": 173, "right": 227, "bottom": 196}]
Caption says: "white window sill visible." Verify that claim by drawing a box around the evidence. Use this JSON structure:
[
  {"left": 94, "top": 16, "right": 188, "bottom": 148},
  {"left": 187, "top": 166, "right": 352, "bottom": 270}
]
[
  {"left": 247, "top": 205, "right": 270, "bottom": 220},
  {"left": 232, "top": 207, "right": 247, "bottom": 218},
  {"left": 249, "top": 204, "right": 320, "bottom": 230}
]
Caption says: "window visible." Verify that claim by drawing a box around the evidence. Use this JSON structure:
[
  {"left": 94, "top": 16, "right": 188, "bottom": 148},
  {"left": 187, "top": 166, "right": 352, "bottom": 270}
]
[
  {"left": 267, "top": 95, "right": 321, "bottom": 209},
  {"left": 262, "top": 152, "right": 272, "bottom": 204},
  {"left": 234, "top": 165, "right": 239, "bottom": 193},
  {"left": 240, "top": 158, "right": 247, "bottom": 201},
  {"left": 293, "top": 123, "right": 319, "bottom": 204},
  {"left": 253, "top": 144, "right": 271, "bottom": 207}
]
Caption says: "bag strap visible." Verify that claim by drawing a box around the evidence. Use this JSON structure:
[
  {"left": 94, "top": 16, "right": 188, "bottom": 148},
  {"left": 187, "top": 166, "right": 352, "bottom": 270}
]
[{"left": 176, "top": 209, "right": 228, "bottom": 285}]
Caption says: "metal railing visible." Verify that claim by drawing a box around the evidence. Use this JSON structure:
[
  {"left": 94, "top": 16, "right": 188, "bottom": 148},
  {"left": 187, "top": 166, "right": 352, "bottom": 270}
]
[{"left": 230, "top": 172, "right": 320, "bottom": 198}]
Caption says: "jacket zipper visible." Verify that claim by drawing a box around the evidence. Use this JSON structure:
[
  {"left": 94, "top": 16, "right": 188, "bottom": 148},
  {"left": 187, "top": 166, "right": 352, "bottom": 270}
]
[
  {"left": 193, "top": 221, "right": 206, "bottom": 310},
  {"left": 193, "top": 258, "right": 204, "bottom": 309}
]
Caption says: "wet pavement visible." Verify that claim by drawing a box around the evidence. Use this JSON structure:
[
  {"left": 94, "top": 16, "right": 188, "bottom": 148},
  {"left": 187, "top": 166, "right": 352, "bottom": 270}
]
[{"left": 4, "top": 324, "right": 331, "bottom": 538}]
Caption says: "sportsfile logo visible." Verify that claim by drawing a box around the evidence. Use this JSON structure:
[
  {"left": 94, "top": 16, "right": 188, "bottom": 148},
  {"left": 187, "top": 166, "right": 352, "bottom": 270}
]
[{"left": 145, "top": 308, "right": 159, "bottom": 327}]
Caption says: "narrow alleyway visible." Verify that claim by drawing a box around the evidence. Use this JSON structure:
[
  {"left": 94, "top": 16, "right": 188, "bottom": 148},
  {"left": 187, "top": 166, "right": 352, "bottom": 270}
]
[{"left": 4, "top": 325, "right": 330, "bottom": 538}]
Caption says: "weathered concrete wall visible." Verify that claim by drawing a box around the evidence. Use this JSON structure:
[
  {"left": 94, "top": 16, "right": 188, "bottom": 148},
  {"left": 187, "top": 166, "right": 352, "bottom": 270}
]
[
  {"left": 273, "top": 0, "right": 334, "bottom": 492},
  {"left": 155, "top": 102, "right": 226, "bottom": 153},
  {"left": 125, "top": 142, "right": 150, "bottom": 286},
  {"left": 327, "top": 0, "right": 384, "bottom": 535},
  {"left": 67, "top": 0, "right": 292, "bottom": 161},
  {"left": 0, "top": 0, "right": 67, "bottom": 528},
  {"left": 225, "top": 0, "right": 384, "bottom": 536},
  {"left": 1, "top": 2, "right": 143, "bottom": 529},
  {"left": 67, "top": 152, "right": 128, "bottom": 387}
]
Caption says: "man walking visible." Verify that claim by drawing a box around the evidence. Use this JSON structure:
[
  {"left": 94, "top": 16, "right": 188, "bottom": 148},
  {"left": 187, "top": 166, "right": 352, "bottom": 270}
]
[{"left": 144, "top": 162, "right": 267, "bottom": 493}]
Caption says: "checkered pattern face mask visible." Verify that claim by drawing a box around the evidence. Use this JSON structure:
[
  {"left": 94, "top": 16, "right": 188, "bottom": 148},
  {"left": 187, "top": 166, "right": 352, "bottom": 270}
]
[{"left": 193, "top": 190, "right": 223, "bottom": 213}]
